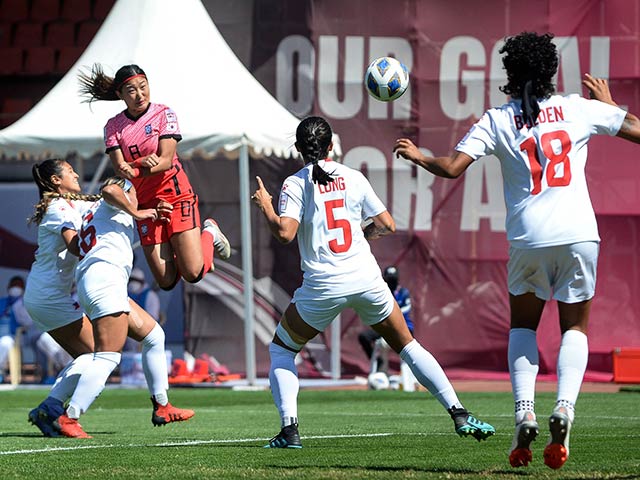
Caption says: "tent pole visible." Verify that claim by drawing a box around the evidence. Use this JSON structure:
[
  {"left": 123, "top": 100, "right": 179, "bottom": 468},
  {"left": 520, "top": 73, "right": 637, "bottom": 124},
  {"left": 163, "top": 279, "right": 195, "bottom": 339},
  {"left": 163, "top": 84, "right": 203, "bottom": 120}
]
[
  {"left": 239, "top": 138, "right": 256, "bottom": 385},
  {"left": 331, "top": 315, "right": 341, "bottom": 379}
]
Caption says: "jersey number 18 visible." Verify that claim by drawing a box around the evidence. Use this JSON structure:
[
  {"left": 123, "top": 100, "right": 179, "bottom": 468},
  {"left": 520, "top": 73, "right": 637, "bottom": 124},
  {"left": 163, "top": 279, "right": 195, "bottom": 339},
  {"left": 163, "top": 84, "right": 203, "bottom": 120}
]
[{"left": 520, "top": 129, "right": 572, "bottom": 195}]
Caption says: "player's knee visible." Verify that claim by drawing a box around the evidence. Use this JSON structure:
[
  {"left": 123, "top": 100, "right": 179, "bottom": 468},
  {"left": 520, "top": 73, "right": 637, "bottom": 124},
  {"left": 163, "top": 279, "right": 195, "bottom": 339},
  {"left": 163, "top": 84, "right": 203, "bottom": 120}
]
[
  {"left": 182, "top": 265, "right": 205, "bottom": 284},
  {"left": 158, "top": 274, "right": 181, "bottom": 291},
  {"left": 142, "top": 324, "right": 165, "bottom": 349}
]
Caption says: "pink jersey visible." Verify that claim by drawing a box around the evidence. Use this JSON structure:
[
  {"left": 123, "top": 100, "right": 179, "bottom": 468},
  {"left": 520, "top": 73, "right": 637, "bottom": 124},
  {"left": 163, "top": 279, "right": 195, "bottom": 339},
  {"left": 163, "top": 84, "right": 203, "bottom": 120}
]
[{"left": 104, "top": 103, "right": 185, "bottom": 206}]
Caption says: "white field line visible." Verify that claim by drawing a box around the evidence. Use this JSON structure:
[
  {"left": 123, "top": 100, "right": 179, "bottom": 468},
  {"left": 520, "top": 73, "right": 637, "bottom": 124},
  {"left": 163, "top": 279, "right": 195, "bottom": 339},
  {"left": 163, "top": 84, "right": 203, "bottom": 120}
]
[
  {"left": 2, "top": 427, "right": 639, "bottom": 457},
  {"left": 73, "top": 407, "right": 640, "bottom": 421},
  {"left": 0, "top": 432, "right": 396, "bottom": 456}
]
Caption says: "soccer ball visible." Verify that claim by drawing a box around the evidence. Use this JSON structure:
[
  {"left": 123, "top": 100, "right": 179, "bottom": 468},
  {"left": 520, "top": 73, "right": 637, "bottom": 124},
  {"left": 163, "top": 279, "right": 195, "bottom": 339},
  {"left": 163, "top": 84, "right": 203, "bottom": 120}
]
[
  {"left": 367, "top": 371, "right": 390, "bottom": 390},
  {"left": 388, "top": 374, "right": 401, "bottom": 391},
  {"left": 364, "top": 56, "right": 410, "bottom": 102}
]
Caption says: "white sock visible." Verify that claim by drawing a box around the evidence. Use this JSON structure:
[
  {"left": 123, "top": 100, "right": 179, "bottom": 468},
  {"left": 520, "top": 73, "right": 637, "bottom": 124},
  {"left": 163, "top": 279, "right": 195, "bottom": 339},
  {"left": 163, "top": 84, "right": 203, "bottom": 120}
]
[
  {"left": 67, "top": 351, "right": 121, "bottom": 419},
  {"left": 508, "top": 328, "right": 539, "bottom": 424},
  {"left": 399, "top": 339, "right": 462, "bottom": 410},
  {"left": 556, "top": 330, "right": 588, "bottom": 422},
  {"left": 268, "top": 342, "right": 299, "bottom": 425},
  {"left": 141, "top": 324, "right": 169, "bottom": 405},
  {"left": 49, "top": 353, "right": 94, "bottom": 403}
]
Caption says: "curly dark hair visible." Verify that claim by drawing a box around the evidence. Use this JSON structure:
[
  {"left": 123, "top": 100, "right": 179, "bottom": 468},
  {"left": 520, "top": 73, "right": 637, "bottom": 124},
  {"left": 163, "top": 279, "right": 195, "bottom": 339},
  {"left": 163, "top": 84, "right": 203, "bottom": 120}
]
[{"left": 499, "top": 32, "right": 558, "bottom": 99}]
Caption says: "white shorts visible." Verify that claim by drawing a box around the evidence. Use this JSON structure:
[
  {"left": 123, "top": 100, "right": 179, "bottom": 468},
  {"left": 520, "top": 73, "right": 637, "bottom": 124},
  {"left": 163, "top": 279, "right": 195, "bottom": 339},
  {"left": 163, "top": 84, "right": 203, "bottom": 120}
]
[
  {"left": 77, "top": 262, "right": 130, "bottom": 320},
  {"left": 507, "top": 241, "right": 599, "bottom": 303},
  {"left": 292, "top": 279, "right": 395, "bottom": 332},
  {"left": 23, "top": 291, "right": 83, "bottom": 332}
]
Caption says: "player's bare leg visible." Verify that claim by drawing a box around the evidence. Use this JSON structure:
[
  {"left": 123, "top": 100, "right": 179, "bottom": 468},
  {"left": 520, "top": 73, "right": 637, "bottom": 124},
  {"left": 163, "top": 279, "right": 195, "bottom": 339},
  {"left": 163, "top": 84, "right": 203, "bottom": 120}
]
[{"left": 144, "top": 242, "right": 180, "bottom": 290}]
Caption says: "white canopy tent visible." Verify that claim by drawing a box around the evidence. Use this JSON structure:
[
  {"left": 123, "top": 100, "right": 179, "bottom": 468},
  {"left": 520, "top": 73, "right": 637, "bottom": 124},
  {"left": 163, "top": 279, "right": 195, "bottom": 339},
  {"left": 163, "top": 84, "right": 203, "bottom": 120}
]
[
  {"left": 0, "top": 0, "right": 302, "bottom": 159},
  {"left": 0, "top": 0, "right": 342, "bottom": 383}
]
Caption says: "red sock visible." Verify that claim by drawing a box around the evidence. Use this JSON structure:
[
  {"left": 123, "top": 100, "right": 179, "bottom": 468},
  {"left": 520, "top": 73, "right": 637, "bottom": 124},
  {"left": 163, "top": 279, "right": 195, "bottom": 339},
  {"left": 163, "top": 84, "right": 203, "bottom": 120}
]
[{"left": 201, "top": 230, "right": 214, "bottom": 275}]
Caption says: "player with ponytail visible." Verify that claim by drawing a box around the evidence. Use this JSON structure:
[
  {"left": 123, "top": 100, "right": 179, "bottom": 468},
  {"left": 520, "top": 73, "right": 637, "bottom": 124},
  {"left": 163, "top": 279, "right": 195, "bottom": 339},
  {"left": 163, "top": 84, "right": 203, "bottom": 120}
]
[
  {"left": 25, "top": 160, "right": 193, "bottom": 438},
  {"left": 252, "top": 116, "right": 495, "bottom": 449},
  {"left": 78, "top": 63, "right": 230, "bottom": 291}
]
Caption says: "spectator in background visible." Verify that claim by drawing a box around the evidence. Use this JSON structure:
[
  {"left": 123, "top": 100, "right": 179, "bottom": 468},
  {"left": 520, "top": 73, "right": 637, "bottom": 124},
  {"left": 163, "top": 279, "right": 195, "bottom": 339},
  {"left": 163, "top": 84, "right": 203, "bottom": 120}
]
[
  {"left": 358, "top": 265, "right": 414, "bottom": 373},
  {"left": 0, "top": 276, "right": 24, "bottom": 383}
]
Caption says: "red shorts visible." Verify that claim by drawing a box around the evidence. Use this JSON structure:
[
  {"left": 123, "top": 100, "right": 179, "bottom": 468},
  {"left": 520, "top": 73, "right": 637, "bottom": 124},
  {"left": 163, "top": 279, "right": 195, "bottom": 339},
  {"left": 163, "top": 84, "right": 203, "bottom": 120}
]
[{"left": 136, "top": 170, "right": 201, "bottom": 246}]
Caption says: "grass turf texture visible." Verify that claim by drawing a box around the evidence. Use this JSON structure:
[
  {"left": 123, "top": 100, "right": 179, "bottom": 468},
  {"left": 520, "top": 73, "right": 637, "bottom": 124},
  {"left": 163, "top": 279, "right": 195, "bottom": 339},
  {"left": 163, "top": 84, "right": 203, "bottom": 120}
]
[{"left": 0, "top": 388, "right": 638, "bottom": 479}]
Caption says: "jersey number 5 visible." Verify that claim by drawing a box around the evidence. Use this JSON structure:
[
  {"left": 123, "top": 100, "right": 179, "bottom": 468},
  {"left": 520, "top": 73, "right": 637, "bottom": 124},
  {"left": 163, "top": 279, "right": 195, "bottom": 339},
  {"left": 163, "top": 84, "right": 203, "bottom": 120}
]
[
  {"left": 324, "top": 199, "right": 352, "bottom": 253},
  {"left": 520, "top": 130, "right": 572, "bottom": 195}
]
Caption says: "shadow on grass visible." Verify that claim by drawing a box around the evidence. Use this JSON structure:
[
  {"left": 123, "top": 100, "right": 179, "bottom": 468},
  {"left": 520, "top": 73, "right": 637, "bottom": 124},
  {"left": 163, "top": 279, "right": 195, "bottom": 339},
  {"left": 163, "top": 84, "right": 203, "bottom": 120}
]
[
  {"left": 266, "top": 464, "right": 532, "bottom": 476},
  {"left": 0, "top": 431, "right": 117, "bottom": 438},
  {"left": 267, "top": 465, "right": 640, "bottom": 478},
  {"left": 0, "top": 432, "right": 50, "bottom": 438}
]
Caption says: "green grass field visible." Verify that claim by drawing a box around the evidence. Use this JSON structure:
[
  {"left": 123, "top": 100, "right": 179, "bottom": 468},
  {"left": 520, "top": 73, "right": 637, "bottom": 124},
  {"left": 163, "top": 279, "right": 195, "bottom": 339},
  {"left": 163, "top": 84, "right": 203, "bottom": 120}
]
[{"left": 0, "top": 387, "right": 638, "bottom": 479}]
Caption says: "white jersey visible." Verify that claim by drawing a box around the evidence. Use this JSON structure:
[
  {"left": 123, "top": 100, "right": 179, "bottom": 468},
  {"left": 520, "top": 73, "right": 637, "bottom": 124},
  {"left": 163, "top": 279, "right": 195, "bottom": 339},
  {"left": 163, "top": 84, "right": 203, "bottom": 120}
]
[
  {"left": 75, "top": 197, "right": 135, "bottom": 280},
  {"left": 25, "top": 198, "right": 93, "bottom": 300},
  {"left": 279, "top": 160, "right": 387, "bottom": 297},
  {"left": 455, "top": 94, "right": 626, "bottom": 248}
]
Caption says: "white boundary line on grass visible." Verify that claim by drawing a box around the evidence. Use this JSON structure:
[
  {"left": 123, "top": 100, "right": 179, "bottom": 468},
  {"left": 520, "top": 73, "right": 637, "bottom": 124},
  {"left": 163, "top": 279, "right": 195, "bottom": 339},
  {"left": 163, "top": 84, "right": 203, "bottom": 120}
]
[
  {"left": 0, "top": 433, "right": 396, "bottom": 456},
  {"left": 2, "top": 428, "right": 638, "bottom": 457}
]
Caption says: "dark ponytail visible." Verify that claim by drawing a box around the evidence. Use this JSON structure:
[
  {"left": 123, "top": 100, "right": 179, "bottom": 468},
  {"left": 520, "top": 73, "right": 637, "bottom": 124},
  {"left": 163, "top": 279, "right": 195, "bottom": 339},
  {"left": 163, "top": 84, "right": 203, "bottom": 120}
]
[
  {"left": 522, "top": 79, "right": 541, "bottom": 126},
  {"left": 295, "top": 116, "right": 335, "bottom": 186},
  {"left": 79, "top": 63, "right": 146, "bottom": 103}
]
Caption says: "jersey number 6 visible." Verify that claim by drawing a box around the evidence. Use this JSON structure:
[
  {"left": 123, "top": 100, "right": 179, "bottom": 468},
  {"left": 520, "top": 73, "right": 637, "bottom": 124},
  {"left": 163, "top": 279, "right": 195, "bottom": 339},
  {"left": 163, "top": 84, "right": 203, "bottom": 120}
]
[
  {"left": 79, "top": 211, "right": 97, "bottom": 256},
  {"left": 520, "top": 130, "right": 572, "bottom": 195},
  {"left": 324, "top": 199, "right": 352, "bottom": 253}
]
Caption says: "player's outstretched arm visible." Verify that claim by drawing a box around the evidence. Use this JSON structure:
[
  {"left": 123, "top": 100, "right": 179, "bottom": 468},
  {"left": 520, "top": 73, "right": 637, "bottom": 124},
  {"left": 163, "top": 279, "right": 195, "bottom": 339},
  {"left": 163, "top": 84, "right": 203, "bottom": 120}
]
[
  {"left": 616, "top": 112, "right": 640, "bottom": 144},
  {"left": 583, "top": 73, "right": 616, "bottom": 105},
  {"left": 251, "top": 176, "right": 299, "bottom": 244},
  {"left": 101, "top": 183, "right": 158, "bottom": 221},
  {"left": 583, "top": 73, "right": 640, "bottom": 144},
  {"left": 393, "top": 139, "right": 474, "bottom": 178}
]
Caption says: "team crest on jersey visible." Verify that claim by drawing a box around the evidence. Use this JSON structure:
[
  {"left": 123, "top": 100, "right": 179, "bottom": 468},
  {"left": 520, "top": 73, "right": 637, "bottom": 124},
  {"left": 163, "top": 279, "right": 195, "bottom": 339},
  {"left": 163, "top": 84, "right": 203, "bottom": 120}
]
[
  {"left": 141, "top": 224, "right": 148, "bottom": 235},
  {"left": 145, "top": 124, "right": 152, "bottom": 135}
]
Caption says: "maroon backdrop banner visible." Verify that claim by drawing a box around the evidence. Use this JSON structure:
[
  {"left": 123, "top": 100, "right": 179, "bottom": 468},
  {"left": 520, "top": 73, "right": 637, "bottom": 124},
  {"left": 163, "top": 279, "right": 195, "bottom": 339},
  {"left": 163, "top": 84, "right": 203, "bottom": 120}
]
[{"left": 241, "top": 0, "right": 640, "bottom": 379}]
